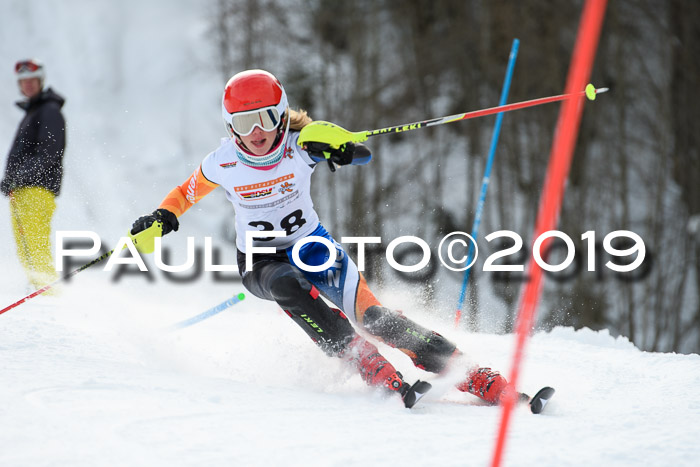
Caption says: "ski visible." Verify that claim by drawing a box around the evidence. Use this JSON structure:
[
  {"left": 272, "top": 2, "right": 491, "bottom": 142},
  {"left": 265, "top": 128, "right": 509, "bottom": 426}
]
[
  {"left": 523, "top": 386, "right": 556, "bottom": 414},
  {"left": 405, "top": 385, "right": 555, "bottom": 413},
  {"left": 402, "top": 380, "right": 432, "bottom": 408}
]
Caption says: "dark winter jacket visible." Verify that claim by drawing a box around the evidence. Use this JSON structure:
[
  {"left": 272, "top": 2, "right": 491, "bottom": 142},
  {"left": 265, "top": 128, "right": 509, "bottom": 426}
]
[{"left": 1, "top": 87, "right": 66, "bottom": 196}]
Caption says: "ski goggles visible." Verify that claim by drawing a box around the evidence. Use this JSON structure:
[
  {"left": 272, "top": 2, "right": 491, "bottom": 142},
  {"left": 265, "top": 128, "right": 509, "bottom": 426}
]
[
  {"left": 230, "top": 106, "right": 283, "bottom": 136},
  {"left": 15, "top": 60, "right": 41, "bottom": 73}
]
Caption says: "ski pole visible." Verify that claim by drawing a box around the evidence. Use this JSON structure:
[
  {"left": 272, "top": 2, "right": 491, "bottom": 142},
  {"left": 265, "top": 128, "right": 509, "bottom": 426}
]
[
  {"left": 0, "top": 222, "right": 163, "bottom": 316},
  {"left": 170, "top": 293, "right": 246, "bottom": 329},
  {"left": 0, "top": 248, "right": 116, "bottom": 316},
  {"left": 297, "top": 84, "right": 608, "bottom": 148},
  {"left": 455, "top": 38, "right": 520, "bottom": 328}
]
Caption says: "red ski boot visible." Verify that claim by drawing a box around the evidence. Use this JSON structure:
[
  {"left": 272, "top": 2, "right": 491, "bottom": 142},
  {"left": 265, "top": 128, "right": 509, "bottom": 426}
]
[
  {"left": 456, "top": 367, "right": 508, "bottom": 404},
  {"left": 343, "top": 335, "right": 433, "bottom": 408},
  {"left": 344, "top": 335, "right": 405, "bottom": 392}
]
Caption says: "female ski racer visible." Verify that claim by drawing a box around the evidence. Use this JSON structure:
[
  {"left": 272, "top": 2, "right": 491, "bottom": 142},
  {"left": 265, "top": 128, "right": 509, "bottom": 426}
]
[{"left": 130, "top": 69, "right": 508, "bottom": 407}]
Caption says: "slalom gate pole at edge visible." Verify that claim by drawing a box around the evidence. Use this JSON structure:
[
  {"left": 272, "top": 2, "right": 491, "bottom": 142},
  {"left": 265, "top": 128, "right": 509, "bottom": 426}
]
[
  {"left": 454, "top": 38, "right": 520, "bottom": 328},
  {"left": 490, "top": 1, "right": 608, "bottom": 466}
]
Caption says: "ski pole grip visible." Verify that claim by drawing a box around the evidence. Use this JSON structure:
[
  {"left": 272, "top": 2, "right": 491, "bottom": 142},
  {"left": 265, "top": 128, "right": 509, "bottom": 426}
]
[{"left": 298, "top": 121, "right": 366, "bottom": 148}]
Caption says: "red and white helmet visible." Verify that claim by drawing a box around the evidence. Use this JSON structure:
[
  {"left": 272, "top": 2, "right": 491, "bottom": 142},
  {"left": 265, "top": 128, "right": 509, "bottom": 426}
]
[
  {"left": 15, "top": 59, "right": 45, "bottom": 86},
  {"left": 221, "top": 69, "right": 288, "bottom": 138},
  {"left": 221, "top": 69, "right": 291, "bottom": 168}
]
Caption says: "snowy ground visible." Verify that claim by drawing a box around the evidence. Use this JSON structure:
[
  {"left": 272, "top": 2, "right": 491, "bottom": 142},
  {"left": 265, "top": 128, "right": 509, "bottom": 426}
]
[{"left": 1, "top": 270, "right": 699, "bottom": 467}]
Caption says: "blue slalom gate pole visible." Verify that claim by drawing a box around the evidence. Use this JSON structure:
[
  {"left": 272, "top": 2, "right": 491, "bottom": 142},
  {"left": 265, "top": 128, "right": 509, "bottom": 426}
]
[
  {"left": 171, "top": 293, "right": 246, "bottom": 329},
  {"left": 455, "top": 38, "right": 520, "bottom": 328}
]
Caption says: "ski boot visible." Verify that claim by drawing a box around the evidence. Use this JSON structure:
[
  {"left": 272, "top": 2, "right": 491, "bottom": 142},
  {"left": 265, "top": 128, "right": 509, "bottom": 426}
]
[
  {"left": 344, "top": 335, "right": 404, "bottom": 390},
  {"left": 343, "top": 335, "right": 431, "bottom": 408},
  {"left": 456, "top": 367, "right": 509, "bottom": 405}
]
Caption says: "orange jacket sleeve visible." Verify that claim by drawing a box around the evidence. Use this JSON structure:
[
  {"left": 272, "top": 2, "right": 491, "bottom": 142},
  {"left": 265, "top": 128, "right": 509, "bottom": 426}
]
[{"left": 158, "top": 165, "right": 218, "bottom": 217}]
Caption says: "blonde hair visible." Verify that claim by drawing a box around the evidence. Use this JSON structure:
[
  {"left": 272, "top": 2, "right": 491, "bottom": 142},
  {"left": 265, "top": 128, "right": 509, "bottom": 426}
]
[{"left": 288, "top": 108, "right": 313, "bottom": 130}]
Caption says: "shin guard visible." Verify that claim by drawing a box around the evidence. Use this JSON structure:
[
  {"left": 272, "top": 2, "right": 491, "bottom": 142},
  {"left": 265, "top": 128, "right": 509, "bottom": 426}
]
[{"left": 361, "top": 305, "right": 457, "bottom": 373}]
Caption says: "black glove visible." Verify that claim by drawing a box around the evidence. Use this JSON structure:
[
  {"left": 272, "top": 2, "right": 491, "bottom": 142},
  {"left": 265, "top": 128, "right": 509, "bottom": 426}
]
[
  {"left": 304, "top": 141, "right": 356, "bottom": 172},
  {"left": 130, "top": 208, "right": 179, "bottom": 236}
]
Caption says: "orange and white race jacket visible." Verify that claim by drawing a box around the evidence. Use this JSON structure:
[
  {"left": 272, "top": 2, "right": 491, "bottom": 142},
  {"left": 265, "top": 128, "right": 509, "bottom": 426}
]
[{"left": 158, "top": 131, "right": 320, "bottom": 252}]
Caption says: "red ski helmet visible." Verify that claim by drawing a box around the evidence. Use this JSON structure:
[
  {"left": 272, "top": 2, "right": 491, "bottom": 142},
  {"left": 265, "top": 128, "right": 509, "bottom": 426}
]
[{"left": 221, "top": 69, "right": 288, "bottom": 138}]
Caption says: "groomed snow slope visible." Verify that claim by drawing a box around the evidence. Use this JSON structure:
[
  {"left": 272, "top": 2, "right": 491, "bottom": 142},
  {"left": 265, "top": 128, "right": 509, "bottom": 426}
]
[{"left": 1, "top": 274, "right": 699, "bottom": 467}]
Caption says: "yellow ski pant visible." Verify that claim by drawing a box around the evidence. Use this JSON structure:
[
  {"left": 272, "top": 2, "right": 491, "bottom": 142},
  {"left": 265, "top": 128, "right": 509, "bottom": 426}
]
[{"left": 9, "top": 186, "right": 58, "bottom": 289}]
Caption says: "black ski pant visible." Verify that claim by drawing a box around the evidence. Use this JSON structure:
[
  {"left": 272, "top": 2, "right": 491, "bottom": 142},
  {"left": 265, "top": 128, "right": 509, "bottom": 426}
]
[
  {"left": 237, "top": 249, "right": 355, "bottom": 356},
  {"left": 237, "top": 250, "right": 458, "bottom": 373}
]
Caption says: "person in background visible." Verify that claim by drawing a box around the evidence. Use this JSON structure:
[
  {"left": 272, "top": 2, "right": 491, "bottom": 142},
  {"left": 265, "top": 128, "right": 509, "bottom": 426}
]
[
  {"left": 1, "top": 59, "right": 66, "bottom": 291},
  {"left": 130, "top": 69, "right": 509, "bottom": 407}
]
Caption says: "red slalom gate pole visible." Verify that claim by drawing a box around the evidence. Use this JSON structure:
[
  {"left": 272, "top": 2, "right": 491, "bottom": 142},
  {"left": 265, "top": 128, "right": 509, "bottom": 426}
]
[{"left": 491, "top": 1, "right": 608, "bottom": 466}]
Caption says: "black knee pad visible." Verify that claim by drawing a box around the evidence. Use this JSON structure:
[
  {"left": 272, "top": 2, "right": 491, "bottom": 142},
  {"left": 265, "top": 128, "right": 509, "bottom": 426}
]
[
  {"left": 362, "top": 305, "right": 456, "bottom": 373},
  {"left": 269, "top": 274, "right": 313, "bottom": 305}
]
